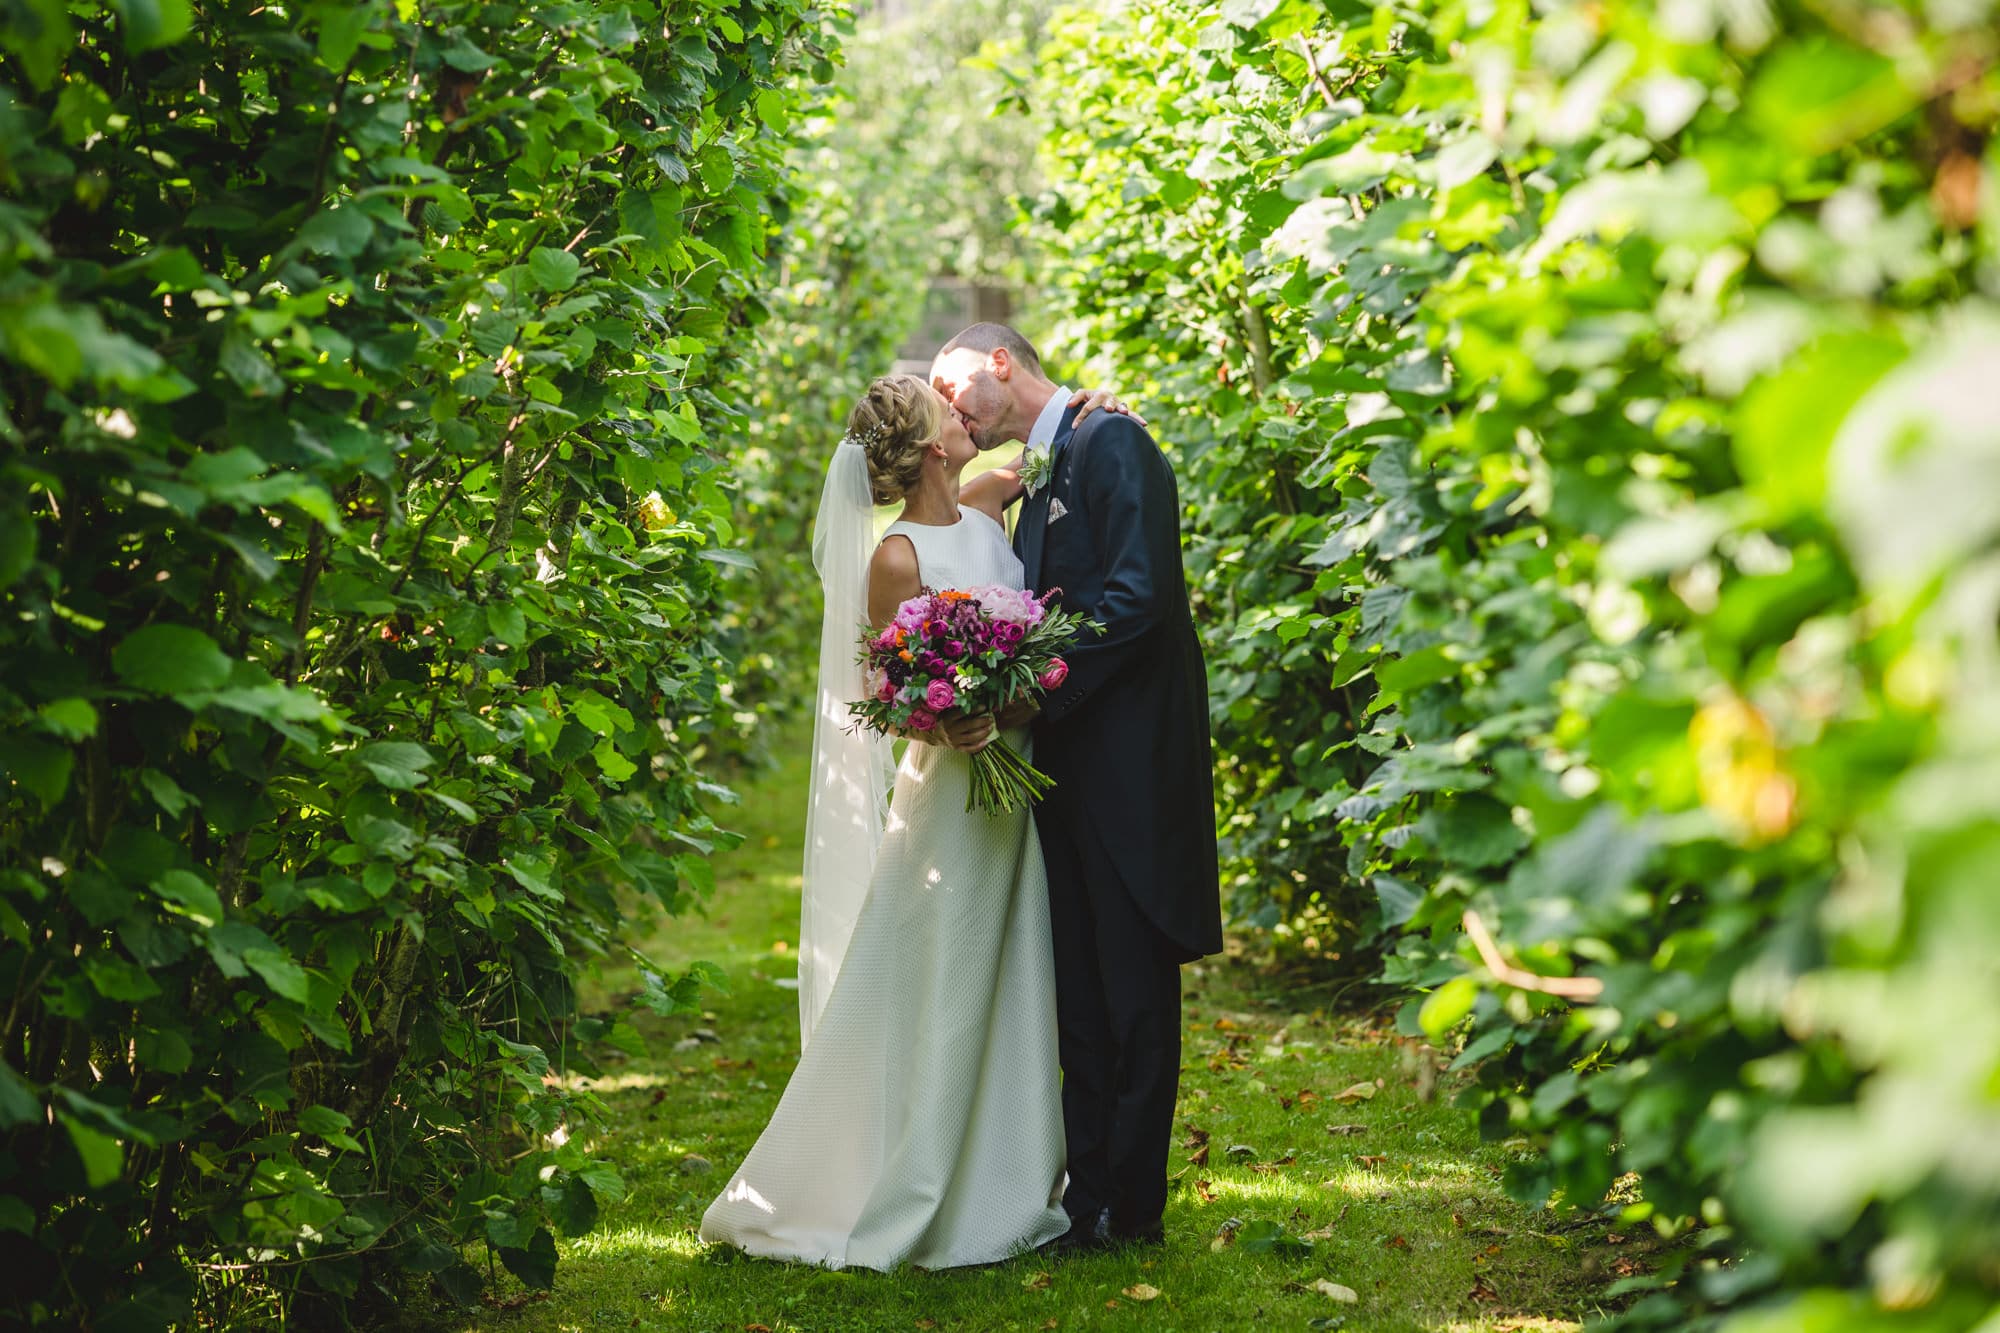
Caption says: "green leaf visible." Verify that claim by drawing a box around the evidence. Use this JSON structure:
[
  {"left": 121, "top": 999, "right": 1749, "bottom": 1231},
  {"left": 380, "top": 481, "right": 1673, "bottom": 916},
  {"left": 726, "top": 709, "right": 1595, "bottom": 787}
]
[
  {"left": 300, "top": 205, "right": 374, "bottom": 258},
  {"left": 592, "top": 739, "right": 637, "bottom": 783},
  {"left": 0, "top": 1059, "right": 41, "bottom": 1128},
  {"left": 35, "top": 697, "right": 98, "bottom": 741},
  {"left": 617, "top": 186, "right": 685, "bottom": 250},
  {"left": 135, "top": 1027, "right": 193, "bottom": 1075},
  {"left": 1748, "top": 37, "right": 1912, "bottom": 156},
  {"left": 356, "top": 741, "right": 433, "bottom": 790},
  {"left": 311, "top": 0, "right": 374, "bottom": 68},
  {"left": 0, "top": 0, "right": 74, "bottom": 89},
  {"left": 529, "top": 247, "right": 582, "bottom": 292},
  {"left": 84, "top": 955, "right": 161, "bottom": 1001},
  {"left": 435, "top": 1263, "right": 483, "bottom": 1307},
  {"left": 219, "top": 328, "right": 285, "bottom": 397},
  {"left": 151, "top": 869, "right": 223, "bottom": 927},
  {"left": 1374, "top": 875, "right": 1422, "bottom": 929},
  {"left": 112, "top": 624, "right": 233, "bottom": 695},
  {"left": 499, "top": 1227, "right": 558, "bottom": 1290},
  {"left": 1236, "top": 1218, "right": 1312, "bottom": 1255},
  {"left": 299, "top": 1104, "right": 353, "bottom": 1137},
  {"left": 244, "top": 947, "right": 310, "bottom": 1003},
  {"left": 553, "top": 1175, "right": 598, "bottom": 1237},
  {"left": 107, "top": 0, "right": 192, "bottom": 52},
  {"left": 1375, "top": 645, "right": 1455, "bottom": 694},
  {"left": 1735, "top": 332, "right": 1904, "bottom": 521},
  {"left": 61, "top": 1114, "right": 123, "bottom": 1189},
  {"left": 1419, "top": 976, "right": 1477, "bottom": 1039},
  {"left": 6, "top": 736, "right": 75, "bottom": 805},
  {"left": 0, "top": 504, "right": 34, "bottom": 588}
]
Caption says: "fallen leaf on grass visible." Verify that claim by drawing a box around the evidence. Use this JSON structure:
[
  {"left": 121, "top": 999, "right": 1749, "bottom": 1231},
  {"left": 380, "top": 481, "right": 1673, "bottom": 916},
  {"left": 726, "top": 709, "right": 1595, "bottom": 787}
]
[
  {"left": 1332, "top": 1082, "right": 1377, "bottom": 1103},
  {"left": 1104, "top": 1299, "right": 1119, "bottom": 1310},
  {"left": 1196, "top": 1179, "right": 1217, "bottom": 1203},
  {"left": 1023, "top": 1271, "right": 1052, "bottom": 1291},
  {"left": 1326, "top": 1123, "right": 1366, "bottom": 1136},
  {"left": 1225, "top": 1144, "right": 1257, "bottom": 1160},
  {"left": 746, "top": 1326, "right": 772, "bottom": 1332},
  {"left": 916, "top": 1321, "right": 936, "bottom": 1330},
  {"left": 1236, "top": 1218, "right": 1313, "bottom": 1256},
  {"left": 1314, "top": 1280, "right": 1359, "bottom": 1303},
  {"left": 1122, "top": 1284, "right": 1161, "bottom": 1302},
  {"left": 1041, "top": 1322, "right": 1058, "bottom": 1331},
  {"left": 1354, "top": 1155, "right": 1387, "bottom": 1170},
  {"left": 1301, "top": 1218, "right": 1344, "bottom": 1242},
  {"left": 1469, "top": 1277, "right": 1499, "bottom": 1304}
]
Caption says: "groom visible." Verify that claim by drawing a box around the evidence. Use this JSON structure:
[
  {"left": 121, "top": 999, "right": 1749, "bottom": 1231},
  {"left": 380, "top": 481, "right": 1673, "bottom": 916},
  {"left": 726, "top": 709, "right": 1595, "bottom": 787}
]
[{"left": 931, "top": 323, "right": 1222, "bottom": 1249}]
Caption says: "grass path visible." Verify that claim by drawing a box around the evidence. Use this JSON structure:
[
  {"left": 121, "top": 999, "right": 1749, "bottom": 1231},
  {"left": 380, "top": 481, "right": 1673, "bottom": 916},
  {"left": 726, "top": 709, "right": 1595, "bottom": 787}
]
[{"left": 445, "top": 737, "right": 1621, "bottom": 1333}]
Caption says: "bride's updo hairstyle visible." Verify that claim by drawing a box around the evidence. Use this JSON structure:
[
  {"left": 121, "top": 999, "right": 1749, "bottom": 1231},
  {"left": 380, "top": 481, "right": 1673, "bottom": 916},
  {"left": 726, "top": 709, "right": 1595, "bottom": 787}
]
[{"left": 846, "top": 374, "right": 943, "bottom": 506}]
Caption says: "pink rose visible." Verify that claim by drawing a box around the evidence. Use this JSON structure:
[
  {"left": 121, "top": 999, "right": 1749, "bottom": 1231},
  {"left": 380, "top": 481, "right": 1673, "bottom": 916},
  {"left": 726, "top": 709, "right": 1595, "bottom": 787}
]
[
  {"left": 926, "top": 679, "right": 956, "bottom": 711},
  {"left": 907, "top": 707, "right": 938, "bottom": 731},
  {"left": 877, "top": 677, "right": 896, "bottom": 702},
  {"left": 1038, "top": 658, "right": 1069, "bottom": 690}
]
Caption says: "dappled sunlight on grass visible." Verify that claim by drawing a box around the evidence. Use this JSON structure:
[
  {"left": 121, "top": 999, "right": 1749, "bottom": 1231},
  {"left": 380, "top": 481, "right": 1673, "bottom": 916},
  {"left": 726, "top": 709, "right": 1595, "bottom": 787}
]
[{"left": 564, "top": 1221, "right": 709, "bottom": 1262}]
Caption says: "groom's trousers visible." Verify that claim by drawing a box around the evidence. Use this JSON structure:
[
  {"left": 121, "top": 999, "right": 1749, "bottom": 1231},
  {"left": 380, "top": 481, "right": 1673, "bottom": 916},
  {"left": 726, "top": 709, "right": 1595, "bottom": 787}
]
[{"left": 1037, "top": 795, "right": 1184, "bottom": 1232}]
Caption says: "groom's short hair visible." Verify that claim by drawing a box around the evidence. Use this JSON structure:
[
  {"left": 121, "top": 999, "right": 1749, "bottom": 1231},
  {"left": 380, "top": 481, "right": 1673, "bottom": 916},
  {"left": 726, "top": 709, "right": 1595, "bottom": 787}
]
[{"left": 938, "top": 323, "right": 1045, "bottom": 378}]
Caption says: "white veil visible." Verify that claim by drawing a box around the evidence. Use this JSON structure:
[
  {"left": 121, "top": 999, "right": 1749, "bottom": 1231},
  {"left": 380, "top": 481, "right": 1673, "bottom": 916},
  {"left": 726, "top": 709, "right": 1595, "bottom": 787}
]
[{"left": 797, "top": 440, "right": 893, "bottom": 1047}]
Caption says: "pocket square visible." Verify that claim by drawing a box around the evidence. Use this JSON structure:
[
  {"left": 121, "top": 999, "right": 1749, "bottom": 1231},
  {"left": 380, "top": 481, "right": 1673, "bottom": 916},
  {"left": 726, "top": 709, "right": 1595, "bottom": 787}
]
[{"left": 1048, "top": 497, "right": 1069, "bottom": 522}]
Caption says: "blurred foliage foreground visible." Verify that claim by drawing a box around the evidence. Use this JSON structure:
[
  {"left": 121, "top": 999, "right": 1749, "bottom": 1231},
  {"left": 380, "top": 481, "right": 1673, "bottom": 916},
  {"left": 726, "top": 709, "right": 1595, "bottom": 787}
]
[
  {"left": 1025, "top": 0, "right": 2000, "bottom": 1327},
  {"left": 0, "top": 1, "right": 834, "bottom": 1327}
]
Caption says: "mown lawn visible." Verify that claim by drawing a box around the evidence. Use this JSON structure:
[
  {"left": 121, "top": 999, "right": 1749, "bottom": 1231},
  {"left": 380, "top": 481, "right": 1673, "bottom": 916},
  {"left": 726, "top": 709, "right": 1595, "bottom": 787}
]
[{"left": 431, "top": 735, "right": 1632, "bottom": 1333}]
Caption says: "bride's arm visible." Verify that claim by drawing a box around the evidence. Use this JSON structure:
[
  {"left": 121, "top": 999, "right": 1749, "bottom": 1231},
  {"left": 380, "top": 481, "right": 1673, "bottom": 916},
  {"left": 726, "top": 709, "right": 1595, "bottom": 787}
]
[
  {"left": 959, "top": 389, "right": 1147, "bottom": 522},
  {"left": 867, "top": 537, "right": 993, "bottom": 752}
]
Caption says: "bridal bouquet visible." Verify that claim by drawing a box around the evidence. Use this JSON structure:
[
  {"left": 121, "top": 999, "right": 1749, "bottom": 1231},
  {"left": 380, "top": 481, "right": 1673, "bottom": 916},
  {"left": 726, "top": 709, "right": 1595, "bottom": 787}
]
[{"left": 849, "top": 586, "right": 1098, "bottom": 815}]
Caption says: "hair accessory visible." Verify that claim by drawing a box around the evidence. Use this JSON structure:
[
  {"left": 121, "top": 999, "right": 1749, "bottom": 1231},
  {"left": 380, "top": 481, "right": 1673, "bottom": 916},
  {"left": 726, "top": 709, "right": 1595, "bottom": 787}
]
[{"left": 841, "top": 422, "right": 891, "bottom": 450}]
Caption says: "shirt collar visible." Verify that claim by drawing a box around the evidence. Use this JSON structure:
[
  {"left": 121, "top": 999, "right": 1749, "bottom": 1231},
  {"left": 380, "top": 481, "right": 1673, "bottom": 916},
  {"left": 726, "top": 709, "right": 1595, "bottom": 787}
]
[{"left": 1026, "top": 386, "right": 1071, "bottom": 452}]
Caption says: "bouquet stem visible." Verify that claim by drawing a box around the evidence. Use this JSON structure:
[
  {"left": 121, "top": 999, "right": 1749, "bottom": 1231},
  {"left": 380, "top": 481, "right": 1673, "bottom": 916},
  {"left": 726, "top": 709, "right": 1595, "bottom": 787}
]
[{"left": 966, "top": 737, "right": 1056, "bottom": 816}]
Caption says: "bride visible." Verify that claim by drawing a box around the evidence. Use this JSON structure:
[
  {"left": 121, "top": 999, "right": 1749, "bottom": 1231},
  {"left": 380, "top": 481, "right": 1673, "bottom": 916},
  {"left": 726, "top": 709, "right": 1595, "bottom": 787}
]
[{"left": 699, "top": 375, "right": 1127, "bottom": 1269}]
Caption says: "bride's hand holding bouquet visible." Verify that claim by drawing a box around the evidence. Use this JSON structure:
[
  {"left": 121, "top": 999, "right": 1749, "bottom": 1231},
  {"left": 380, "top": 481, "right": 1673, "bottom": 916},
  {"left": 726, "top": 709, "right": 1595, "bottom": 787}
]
[{"left": 848, "top": 585, "right": 1096, "bottom": 815}]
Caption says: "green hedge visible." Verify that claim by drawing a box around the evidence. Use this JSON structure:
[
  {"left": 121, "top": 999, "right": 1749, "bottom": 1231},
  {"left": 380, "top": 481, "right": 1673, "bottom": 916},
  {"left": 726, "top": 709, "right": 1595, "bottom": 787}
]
[
  {"left": 0, "top": 1, "right": 829, "bottom": 1325},
  {"left": 1030, "top": 0, "right": 1997, "bottom": 1325}
]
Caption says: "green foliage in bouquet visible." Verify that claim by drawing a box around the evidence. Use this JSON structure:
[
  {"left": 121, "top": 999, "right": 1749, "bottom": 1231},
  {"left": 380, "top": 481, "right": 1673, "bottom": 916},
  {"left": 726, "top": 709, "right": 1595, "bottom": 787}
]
[
  {"left": 0, "top": 0, "right": 832, "bottom": 1325},
  {"left": 1029, "top": 0, "right": 1998, "bottom": 1326}
]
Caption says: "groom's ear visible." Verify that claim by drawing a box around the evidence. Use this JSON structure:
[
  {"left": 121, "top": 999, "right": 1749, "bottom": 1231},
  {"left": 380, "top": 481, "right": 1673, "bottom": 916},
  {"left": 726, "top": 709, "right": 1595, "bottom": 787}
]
[{"left": 989, "top": 348, "right": 1013, "bottom": 381}]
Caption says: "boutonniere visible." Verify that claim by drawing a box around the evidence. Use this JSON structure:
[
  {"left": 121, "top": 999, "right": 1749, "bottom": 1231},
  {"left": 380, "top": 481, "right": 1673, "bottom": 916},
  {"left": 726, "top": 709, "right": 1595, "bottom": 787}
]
[{"left": 1018, "top": 444, "right": 1053, "bottom": 497}]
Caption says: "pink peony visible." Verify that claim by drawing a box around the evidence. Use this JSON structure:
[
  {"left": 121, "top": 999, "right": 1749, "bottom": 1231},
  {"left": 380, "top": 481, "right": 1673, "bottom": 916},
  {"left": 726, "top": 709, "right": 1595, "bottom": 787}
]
[
  {"left": 926, "top": 678, "right": 956, "bottom": 711},
  {"left": 908, "top": 707, "right": 938, "bottom": 732},
  {"left": 1038, "top": 657, "right": 1069, "bottom": 690},
  {"left": 877, "top": 677, "right": 897, "bottom": 702},
  {"left": 970, "top": 583, "right": 1045, "bottom": 627}
]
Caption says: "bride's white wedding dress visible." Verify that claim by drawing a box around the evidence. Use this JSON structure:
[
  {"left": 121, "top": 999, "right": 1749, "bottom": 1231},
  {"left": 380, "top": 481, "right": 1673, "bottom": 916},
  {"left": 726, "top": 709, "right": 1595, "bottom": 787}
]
[{"left": 699, "top": 505, "right": 1069, "bottom": 1270}]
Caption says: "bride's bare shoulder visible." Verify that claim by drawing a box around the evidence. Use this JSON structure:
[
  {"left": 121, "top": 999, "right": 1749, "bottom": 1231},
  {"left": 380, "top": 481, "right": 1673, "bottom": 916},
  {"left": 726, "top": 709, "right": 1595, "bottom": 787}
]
[{"left": 867, "top": 532, "right": 921, "bottom": 626}]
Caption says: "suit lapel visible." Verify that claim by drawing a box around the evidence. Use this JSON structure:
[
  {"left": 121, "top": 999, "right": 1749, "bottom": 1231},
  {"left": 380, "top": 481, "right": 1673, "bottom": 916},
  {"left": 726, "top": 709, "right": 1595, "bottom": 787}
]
[{"left": 1020, "top": 404, "right": 1082, "bottom": 590}]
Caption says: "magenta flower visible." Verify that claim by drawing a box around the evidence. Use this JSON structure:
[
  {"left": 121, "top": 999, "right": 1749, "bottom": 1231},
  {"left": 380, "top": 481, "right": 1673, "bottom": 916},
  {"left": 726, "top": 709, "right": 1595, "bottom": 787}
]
[
  {"left": 1038, "top": 658, "right": 1069, "bottom": 689},
  {"left": 926, "top": 678, "right": 956, "bottom": 711},
  {"left": 908, "top": 706, "right": 938, "bottom": 732}
]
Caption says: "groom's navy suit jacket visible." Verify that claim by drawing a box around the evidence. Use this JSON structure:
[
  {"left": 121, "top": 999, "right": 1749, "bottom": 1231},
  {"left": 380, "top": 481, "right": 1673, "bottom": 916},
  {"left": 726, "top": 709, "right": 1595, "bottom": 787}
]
[{"left": 1014, "top": 404, "right": 1222, "bottom": 961}]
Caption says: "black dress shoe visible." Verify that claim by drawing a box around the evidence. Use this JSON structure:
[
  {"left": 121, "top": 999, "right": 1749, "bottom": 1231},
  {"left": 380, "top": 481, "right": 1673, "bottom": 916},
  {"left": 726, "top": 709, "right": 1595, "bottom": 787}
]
[
  {"left": 1046, "top": 1206, "right": 1113, "bottom": 1254},
  {"left": 1108, "top": 1214, "right": 1165, "bottom": 1247}
]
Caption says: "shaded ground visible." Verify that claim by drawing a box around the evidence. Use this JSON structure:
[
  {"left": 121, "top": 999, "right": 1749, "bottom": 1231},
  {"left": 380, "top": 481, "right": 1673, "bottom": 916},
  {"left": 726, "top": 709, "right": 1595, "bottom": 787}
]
[{"left": 433, "top": 736, "right": 1628, "bottom": 1332}]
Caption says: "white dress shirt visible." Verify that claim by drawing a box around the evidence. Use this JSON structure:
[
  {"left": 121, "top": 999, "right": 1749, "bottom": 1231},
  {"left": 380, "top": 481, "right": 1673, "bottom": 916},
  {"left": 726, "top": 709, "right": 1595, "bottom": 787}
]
[{"left": 1026, "top": 386, "right": 1072, "bottom": 453}]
